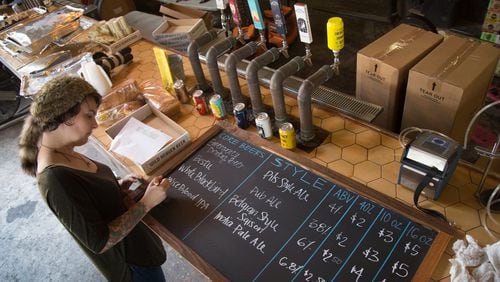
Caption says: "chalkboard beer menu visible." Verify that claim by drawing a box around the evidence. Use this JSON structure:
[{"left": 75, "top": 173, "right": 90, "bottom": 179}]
[{"left": 147, "top": 125, "right": 455, "bottom": 281}]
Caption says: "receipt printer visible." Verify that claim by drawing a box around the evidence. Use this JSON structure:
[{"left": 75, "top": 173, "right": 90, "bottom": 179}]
[{"left": 398, "top": 132, "right": 462, "bottom": 200}]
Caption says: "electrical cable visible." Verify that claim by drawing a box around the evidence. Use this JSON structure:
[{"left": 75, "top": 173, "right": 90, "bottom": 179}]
[
  {"left": 399, "top": 126, "right": 455, "bottom": 149},
  {"left": 463, "top": 100, "right": 500, "bottom": 152},
  {"left": 413, "top": 166, "right": 450, "bottom": 223},
  {"left": 480, "top": 184, "right": 500, "bottom": 240}
]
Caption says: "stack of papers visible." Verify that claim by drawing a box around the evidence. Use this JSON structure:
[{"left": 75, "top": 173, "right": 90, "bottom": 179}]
[{"left": 110, "top": 117, "right": 172, "bottom": 164}]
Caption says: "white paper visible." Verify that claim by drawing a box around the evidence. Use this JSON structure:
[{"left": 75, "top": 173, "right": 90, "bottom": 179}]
[{"left": 110, "top": 117, "right": 172, "bottom": 164}]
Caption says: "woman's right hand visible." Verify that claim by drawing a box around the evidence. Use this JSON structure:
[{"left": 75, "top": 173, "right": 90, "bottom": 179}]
[{"left": 139, "top": 176, "right": 170, "bottom": 212}]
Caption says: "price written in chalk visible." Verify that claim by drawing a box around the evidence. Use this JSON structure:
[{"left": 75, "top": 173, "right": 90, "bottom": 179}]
[{"left": 278, "top": 257, "right": 326, "bottom": 282}]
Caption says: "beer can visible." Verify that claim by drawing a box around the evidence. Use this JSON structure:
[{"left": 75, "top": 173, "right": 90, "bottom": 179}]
[
  {"left": 192, "top": 90, "right": 208, "bottom": 115},
  {"left": 233, "top": 103, "right": 249, "bottom": 129},
  {"left": 255, "top": 112, "right": 272, "bottom": 139},
  {"left": 173, "top": 79, "right": 190, "bottom": 104},
  {"left": 209, "top": 94, "right": 225, "bottom": 120},
  {"left": 279, "top": 122, "right": 296, "bottom": 149}
]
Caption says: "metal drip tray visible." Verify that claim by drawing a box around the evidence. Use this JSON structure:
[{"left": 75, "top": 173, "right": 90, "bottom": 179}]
[
  {"left": 310, "top": 86, "right": 382, "bottom": 122},
  {"left": 198, "top": 40, "right": 382, "bottom": 123}
]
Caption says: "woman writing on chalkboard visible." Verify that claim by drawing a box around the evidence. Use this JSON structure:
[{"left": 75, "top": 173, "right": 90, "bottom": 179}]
[{"left": 19, "top": 76, "right": 170, "bottom": 281}]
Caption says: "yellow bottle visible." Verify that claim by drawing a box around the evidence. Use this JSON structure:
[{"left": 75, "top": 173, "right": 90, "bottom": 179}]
[{"left": 327, "top": 17, "right": 344, "bottom": 52}]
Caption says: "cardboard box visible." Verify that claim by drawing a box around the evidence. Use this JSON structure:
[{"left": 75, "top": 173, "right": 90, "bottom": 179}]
[
  {"left": 159, "top": 3, "right": 212, "bottom": 30},
  {"left": 100, "top": 29, "right": 142, "bottom": 54},
  {"left": 152, "top": 18, "right": 207, "bottom": 53},
  {"left": 106, "top": 103, "right": 191, "bottom": 174},
  {"left": 98, "top": 0, "right": 136, "bottom": 20},
  {"left": 401, "top": 35, "right": 499, "bottom": 143},
  {"left": 356, "top": 24, "right": 443, "bottom": 131}
]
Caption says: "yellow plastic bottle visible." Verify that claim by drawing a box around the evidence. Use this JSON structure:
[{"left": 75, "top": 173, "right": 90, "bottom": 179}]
[{"left": 327, "top": 17, "right": 344, "bottom": 52}]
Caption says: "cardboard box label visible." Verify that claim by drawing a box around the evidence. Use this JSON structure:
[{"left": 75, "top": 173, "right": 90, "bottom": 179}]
[
  {"left": 363, "top": 59, "right": 387, "bottom": 84},
  {"left": 418, "top": 87, "right": 445, "bottom": 104},
  {"left": 425, "top": 80, "right": 441, "bottom": 93},
  {"left": 145, "top": 135, "right": 189, "bottom": 170},
  {"left": 417, "top": 80, "right": 444, "bottom": 104}
]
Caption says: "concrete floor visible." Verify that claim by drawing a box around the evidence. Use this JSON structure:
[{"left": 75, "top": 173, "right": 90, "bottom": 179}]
[{"left": 0, "top": 122, "right": 208, "bottom": 281}]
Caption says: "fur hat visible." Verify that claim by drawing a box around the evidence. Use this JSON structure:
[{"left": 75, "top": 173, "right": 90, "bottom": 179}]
[
  {"left": 19, "top": 76, "right": 100, "bottom": 176},
  {"left": 30, "top": 76, "right": 98, "bottom": 127}
]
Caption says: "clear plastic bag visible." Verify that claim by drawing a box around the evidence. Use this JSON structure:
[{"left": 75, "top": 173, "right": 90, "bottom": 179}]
[
  {"left": 100, "top": 79, "right": 142, "bottom": 111},
  {"left": 139, "top": 79, "right": 180, "bottom": 116},
  {"left": 20, "top": 52, "right": 94, "bottom": 97},
  {"left": 96, "top": 100, "right": 144, "bottom": 127}
]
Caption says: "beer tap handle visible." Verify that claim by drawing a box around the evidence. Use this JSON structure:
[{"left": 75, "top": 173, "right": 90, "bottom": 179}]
[
  {"left": 327, "top": 17, "right": 344, "bottom": 75},
  {"left": 269, "top": 0, "right": 289, "bottom": 58},
  {"left": 229, "top": 0, "right": 246, "bottom": 43},
  {"left": 216, "top": 0, "right": 228, "bottom": 11},
  {"left": 228, "top": 0, "right": 241, "bottom": 26},
  {"left": 216, "top": 0, "right": 231, "bottom": 37},
  {"left": 247, "top": 0, "right": 267, "bottom": 50},
  {"left": 294, "top": 3, "right": 313, "bottom": 66}
]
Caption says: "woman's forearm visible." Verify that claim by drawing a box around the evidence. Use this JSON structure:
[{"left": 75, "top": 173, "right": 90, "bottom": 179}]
[
  {"left": 99, "top": 176, "right": 168, "bottom": 253},
  {"left": 99, "top": 201, "right": 148, "bottom": 253}
]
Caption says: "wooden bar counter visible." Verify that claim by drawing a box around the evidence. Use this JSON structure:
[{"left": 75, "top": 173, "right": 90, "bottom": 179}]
[{"left": 91, "top": 39, "right": 499, "bottom": 281}]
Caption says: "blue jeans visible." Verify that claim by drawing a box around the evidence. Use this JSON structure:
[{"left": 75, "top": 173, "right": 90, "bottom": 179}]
[{"left": 129, "top": 264, "right": 165, "bottom": 282}]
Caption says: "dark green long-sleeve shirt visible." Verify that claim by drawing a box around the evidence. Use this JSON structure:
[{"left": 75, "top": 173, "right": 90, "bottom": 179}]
[{"left": 37, "top": 162, "right": 166, "bottom": 281}]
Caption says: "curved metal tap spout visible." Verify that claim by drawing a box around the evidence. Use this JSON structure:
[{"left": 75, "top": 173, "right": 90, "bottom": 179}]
[
  {"left": 206, "top": 37, "right": 238, "bottom": 95},
  {"left": 246, "top": 47, "right": 280, "bottom": 116},
  {"left": 270, "top": 56, "right": 305, "bottom": 127},
  {"left": 187, "top": 30, "right": 218, "bottom": 92},
  {"left": 225, "top": 41, "right": 258, "bottom": 107},
  {"left": 297, "top": 65, "right": 334, "bottom": 142}
]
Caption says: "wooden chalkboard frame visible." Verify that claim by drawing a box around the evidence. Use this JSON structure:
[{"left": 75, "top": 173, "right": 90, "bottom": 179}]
[{"left": 143, "top": 124, "right": 457, "bottom": 281}]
